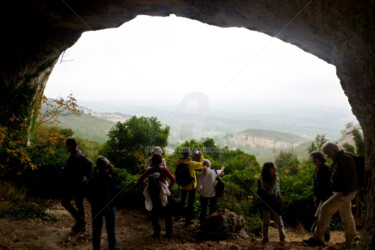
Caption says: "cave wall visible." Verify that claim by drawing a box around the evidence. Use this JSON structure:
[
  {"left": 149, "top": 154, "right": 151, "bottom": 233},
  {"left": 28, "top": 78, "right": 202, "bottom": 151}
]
[{"left": 0, "top": 0, "right": 374, "bottom": 248}]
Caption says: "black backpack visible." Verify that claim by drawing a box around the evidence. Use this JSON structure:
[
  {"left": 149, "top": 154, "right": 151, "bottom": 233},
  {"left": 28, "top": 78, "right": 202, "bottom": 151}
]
[
  {"left": 148, "top": 172, "right": 161, "bottom": 198},
  {"left": 79, "top": 152, "right": 94, "bottom": 177},
  {"left": 348, "top": 153, "right": 366, "bottom": 188},
  {"left": 214, "top": 169, "right": 225, "bottom": 198},
  {"left": 175, "top": 163, "right": 194, "bottom": 186}
]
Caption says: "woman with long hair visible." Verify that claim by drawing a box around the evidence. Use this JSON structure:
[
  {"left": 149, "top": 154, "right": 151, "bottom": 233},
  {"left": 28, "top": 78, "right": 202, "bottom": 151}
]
[{"left": 257, "top": 162, "right": 286, "bottom": 243}]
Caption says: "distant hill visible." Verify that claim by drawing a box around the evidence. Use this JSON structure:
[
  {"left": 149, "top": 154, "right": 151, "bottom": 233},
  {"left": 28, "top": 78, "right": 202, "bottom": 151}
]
[
  {"left": 58, "top": 113, "right": 115, "bottom": 143},
  {"left": 224, "top": 128, "right": 307, "bottom": 149}
]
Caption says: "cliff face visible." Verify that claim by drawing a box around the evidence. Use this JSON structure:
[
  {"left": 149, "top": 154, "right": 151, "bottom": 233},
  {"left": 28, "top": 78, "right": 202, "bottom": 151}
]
[{"left": 0, "top": 1, "right": 374, "bottom": 248}]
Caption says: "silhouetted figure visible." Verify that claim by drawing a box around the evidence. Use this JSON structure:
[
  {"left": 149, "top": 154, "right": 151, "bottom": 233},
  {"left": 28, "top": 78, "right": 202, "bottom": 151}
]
[
  {"left": 310, "top": 151, "right": 332, "bottom": 241},
  {"left": 175, "top": 148, "right": 204, "bottom": 226},
  {"left": 88, "top": 157, "right": 121, "bottom": 250},
  {"left": 61, "top": 138, "right": 93, "bottom": 233},
  {"left": 138, "top": 153, "right": 175, "bottom": 237},
  {"left": 304, "top": 142, "right": 357, "bottom": 247},
  {"left": 257, "top": 162, "right": 286, "bottom": 243},
  {"left": 197, "top": 159, "right": 225, "bottom": 225}
]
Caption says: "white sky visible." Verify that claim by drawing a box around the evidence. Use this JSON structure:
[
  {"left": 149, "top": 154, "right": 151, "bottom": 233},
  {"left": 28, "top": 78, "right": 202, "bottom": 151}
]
[{"left": 45, "top": 15, "right": 353, "bottom": 114}]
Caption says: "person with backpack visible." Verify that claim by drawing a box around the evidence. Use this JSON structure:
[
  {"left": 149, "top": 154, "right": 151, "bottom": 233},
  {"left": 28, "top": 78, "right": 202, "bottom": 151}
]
[
  {"left": 143, "top": 146, "right": 166, "bottom": 172},
  {"left": 304, "top": 142, "right": 357, "bottom": 247},
  {"left": 61, "top": 138, "right": 93, "bottom": 233},
  {"left": 175, "top": 147, "right": 204, "bottom": 226},
  {"left": 196, "top": 159, "right": 225, "bottom": 225},
  {"left": 257, "top": 162, "right": 286, "bottom": 243},
  {"left": 138, "top": 153, "right": 175, "bottom": 237},
  {"left": 88, "top": 157, "right": 121, "bottom": 250},
  {"left": 310, "top": 151, "right": 333, "bottom": 241}
]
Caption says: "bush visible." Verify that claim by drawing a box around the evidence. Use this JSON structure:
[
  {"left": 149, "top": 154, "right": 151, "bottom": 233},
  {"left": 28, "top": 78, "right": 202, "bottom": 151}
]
[{"left": 0, "top": 201, "right": 55, "bottom": 221}]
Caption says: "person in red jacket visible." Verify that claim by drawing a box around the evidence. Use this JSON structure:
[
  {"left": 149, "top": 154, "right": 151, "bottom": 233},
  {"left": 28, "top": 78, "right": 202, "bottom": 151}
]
[{"left": 138, "top": 153, "right": 175, "bottom": 237}]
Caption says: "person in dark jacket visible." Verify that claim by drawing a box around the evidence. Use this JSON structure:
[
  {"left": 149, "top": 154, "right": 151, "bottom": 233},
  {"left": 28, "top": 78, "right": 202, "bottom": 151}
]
[
  {"left": 257, "top": 162, "right": 286, "bottom": 243},
  {"left": 61, "top": 138, "right": 93, "bottom": 233},
  {"left": 88, "top": 157, "right": 121, "bottom": 250},
  {"left": 310, "top": 151, "right": 333, "bottom": 241},
  {"left": 304, "top": 142, "right": 357, "bottom": 247},
  {"left": 138, "top": 153, "right": 175, "bottom": 237}
]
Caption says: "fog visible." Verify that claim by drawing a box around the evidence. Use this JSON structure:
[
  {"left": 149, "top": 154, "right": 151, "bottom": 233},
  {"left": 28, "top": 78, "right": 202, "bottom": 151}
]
[{"left": 45, "top": 15, "right": 355, "bottom": 122}]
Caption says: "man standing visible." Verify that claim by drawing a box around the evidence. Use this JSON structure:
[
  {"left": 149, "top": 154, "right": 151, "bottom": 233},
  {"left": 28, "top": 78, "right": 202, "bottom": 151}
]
[
  {"left": 61, "top": 138, "right": 93, "bottom": 233},
  {"left": 304, "top": 142, "right": 357, "bottom": 247}
]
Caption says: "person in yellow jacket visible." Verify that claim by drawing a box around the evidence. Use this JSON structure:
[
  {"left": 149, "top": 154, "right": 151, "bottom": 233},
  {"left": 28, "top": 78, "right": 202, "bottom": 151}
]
[{"left": 176, "top": 147, "right": 204, "bottom": 226}]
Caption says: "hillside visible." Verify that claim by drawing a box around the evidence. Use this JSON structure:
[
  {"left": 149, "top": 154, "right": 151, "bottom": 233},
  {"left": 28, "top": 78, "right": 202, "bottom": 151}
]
[{"left": 58, "top": 113, "right": 114, "bottom": 143}]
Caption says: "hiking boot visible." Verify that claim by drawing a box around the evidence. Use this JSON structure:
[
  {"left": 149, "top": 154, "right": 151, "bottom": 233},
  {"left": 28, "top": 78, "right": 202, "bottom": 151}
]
[
  {"left": 185, "top": 220, "right": 194, "bottom": 226},
  {"left": 303, "top": 237, "right": 325, "bottom": 247},
  {"left": 262, "top": 238, "right": 269, "bottom": 244},
  {"left": 165, "top": 231, "right": 173, "bottom": 238}
]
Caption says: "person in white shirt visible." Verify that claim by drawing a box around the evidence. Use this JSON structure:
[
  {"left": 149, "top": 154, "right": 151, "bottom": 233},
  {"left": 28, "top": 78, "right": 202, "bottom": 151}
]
[{"left": 197, "top": 159, "right": 225, "bottom": 224}]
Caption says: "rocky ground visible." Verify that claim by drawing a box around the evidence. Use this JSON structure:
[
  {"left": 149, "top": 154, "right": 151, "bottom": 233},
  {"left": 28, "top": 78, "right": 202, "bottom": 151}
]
[{"left": 0, "top": 202, "right": 354, "bottom": 249}]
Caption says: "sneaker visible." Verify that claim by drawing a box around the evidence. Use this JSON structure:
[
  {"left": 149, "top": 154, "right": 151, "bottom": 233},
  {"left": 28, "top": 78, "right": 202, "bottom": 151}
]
[{"left": 303, "top": 237, "right": 325, "bottom": 247}]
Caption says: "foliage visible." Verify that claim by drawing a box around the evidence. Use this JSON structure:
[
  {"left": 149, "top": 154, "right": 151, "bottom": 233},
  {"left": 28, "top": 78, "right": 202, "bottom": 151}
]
[
  {"left": 308, "top": 134, "right": 328, "bottom": 154},
  {"left": 100, "top": 116, "right": 170, "bottom": 174},
  {"left": 0, "top": 201, "right": 55, "bottom": 220},
  {"left": 274, "top": 149, "right": 300, "bottom": 174},
  {"left": 352, "top": 128, "right": 365, "bottom": 156},
  {"left": 342, "top": 143, "right": 356, "bottom": 154}
]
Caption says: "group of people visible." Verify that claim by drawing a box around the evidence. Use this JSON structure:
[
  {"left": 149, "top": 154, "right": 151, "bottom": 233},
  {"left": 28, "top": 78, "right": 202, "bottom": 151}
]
[
  {"left": 256, "top": 141, "right": 358, "bottom": 248},
  {"left": 61, "top": 141, "right": 225, "bottom": 249},
  {"left": 61, "top": 138, "right": 359, "bottom": 249},
  {"left": 138, "top": 146, "right": 225, "bottom": 237}
]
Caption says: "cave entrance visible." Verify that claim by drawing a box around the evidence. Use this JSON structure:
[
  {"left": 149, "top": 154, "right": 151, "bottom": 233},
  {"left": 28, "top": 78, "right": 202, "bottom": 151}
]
[{"left": 44, "top": 15, "right": 357, "bottom": 158}]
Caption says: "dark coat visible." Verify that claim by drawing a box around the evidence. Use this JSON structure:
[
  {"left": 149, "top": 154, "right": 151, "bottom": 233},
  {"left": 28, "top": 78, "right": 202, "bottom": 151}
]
[
  {"left": 257, "top": 178, "right": 282, "bottom": 215},
  {"left": 331, "top": 150, "right": 357, "bottom": 194},
  {"left": 313, "top": 164, "right": 333, "bottom": 202},
  {"left": 88, "top": 171, "right": 121, "bottom": 209}
]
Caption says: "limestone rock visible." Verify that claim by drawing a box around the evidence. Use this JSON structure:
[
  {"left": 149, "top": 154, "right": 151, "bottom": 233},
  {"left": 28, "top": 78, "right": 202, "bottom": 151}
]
[{"left": 202, "top": 208, "right": 246, "bottom": 240}]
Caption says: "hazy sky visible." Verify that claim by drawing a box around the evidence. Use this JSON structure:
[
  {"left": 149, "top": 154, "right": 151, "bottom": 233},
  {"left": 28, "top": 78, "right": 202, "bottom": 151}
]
[{"left": 45, "top": 15, "right": 353, "bottom": 115}]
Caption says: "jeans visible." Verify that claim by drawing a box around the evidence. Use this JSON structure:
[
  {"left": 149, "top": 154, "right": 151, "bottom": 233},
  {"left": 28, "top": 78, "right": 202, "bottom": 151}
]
[
  {"left": 92, "top": 206, "right": 116, "bottom": 250},
  {"left": 262, "top": 210, "right": 286, "bottom": 241},
  {"left": 200, "top": 196, "right": 217, "bottom": 223},
  {"left": 179, "top": 188, "right": 196, "bottom": 223},
  {"left": 151, "top": 196, "right": 172, "bottom": 235},
  {"left": 313, "top": 191, "right": 356, "bottom": 244}
]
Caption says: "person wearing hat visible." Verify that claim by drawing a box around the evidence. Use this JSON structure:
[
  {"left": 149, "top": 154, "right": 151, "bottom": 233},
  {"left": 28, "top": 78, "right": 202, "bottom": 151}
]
[
  {"left": 144, "top": 146, "right": 167, "bottom": 172},
  {"left": 175, "top": 147, "right": 205, "bottom": 226},
  {"left": 197, "top": 159, "right": 225, "bottom": 225},
  {"left": 88, "top": 157, "right": 121, "bottom": 250}
]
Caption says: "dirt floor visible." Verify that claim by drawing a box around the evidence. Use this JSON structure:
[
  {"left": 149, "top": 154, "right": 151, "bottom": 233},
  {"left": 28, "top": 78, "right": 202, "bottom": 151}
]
[{"left": 0, "top": 202, "right": 355, "bottom": 249}]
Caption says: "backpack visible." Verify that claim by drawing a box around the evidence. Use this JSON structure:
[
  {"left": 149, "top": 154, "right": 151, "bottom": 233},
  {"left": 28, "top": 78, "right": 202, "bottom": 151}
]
[
  {"left": 175, "top": 163, "right": 194, "bottom": 186},
  {"left": 148, "top": 172, "right": 161, "bottom": 198},
  {"left": 214, "top": 169, "right": 225, "bottom": 198},
  {"left": 348, "top": 153, "right": 366, "bottom": 188},
  {"left": 79, "top": 152, "right": 94, "bottom": 177}
]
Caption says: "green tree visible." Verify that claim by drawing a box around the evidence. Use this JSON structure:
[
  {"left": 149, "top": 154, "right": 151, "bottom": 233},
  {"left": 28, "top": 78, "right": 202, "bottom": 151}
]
[
  {"left": 342, "top": 143, "right": 356, "bottom": 154},
  {"left": 101, "top": 116, "right": 170, "bottom": 174},
  {"left": 352, "top": 128, "right": 365, "bottom": 156},
  {"left": 308, "top": 134, "right": 328, "bottom": 153},
  {"left": 274, "top": 150, "right": 300, "bottom": 174}
]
